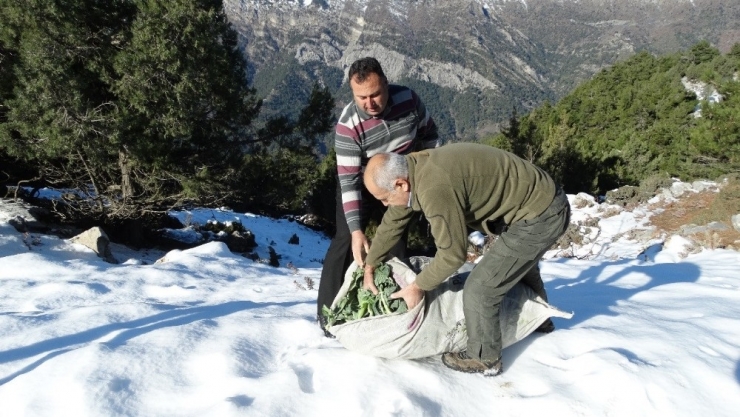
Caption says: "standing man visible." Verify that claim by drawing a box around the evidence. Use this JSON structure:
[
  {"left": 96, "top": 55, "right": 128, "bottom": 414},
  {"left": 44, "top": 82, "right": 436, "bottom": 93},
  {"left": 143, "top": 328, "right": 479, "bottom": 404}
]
[
  {"left": 362, "top": 143, "right": 570, "bottom": 376},
  {"left": 317, "top": 57, "right": 440, "bottom": 335}
]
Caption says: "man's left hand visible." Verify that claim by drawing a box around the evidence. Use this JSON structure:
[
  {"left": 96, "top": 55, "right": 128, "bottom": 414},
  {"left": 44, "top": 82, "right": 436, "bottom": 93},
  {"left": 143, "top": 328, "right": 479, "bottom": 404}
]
[
  {"left": 363, "top": 264, "right": 379, "bottom": 295},
  {"left": 391, "top": 282, "right": 424, "bottom": 309}
]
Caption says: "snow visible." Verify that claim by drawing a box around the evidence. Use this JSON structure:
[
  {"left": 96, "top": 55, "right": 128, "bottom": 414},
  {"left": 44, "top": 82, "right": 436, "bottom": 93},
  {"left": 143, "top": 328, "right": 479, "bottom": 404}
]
[{"left": 1, "top": 192, "right": 740, "bottom": 416}]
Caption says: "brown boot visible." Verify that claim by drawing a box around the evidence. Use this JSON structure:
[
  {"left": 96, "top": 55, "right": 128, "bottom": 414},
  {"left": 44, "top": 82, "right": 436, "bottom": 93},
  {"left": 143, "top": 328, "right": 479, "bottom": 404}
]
[
  {"left": 441, "top": 351, "right": 502, "bottom": 376},
  {"left": 535, "top": 318, "right": 555, "bottom": 334}
]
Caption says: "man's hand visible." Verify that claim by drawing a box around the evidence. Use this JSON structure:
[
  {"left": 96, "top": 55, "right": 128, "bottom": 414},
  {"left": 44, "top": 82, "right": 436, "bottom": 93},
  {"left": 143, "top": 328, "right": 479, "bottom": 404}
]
[
  {"left": 351, "top": 230, "right": 370, "bottom": 267},
  {"left": 391, "top": 282, "right": 424, "bottom": 309},
  {"left": 362, "top": 264, "right": 379, "bottom": 295}
]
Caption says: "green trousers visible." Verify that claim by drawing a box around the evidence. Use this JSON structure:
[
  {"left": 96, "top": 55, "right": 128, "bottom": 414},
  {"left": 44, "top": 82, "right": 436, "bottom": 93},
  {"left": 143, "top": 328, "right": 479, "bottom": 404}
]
[{"left": 464, "top": 189, "right": 570, "bottom": 361}]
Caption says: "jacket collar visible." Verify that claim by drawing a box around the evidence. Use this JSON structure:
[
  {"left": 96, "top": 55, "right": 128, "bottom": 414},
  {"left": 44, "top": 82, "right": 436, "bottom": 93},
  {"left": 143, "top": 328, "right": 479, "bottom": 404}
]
[{"left": 406, "top": 154, "right": 421, "bottom": 211}]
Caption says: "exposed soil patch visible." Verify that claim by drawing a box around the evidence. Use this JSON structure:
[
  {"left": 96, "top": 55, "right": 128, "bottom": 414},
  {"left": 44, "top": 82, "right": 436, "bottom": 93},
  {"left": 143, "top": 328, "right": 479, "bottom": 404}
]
[{"left": 650, "top": 190, "right": 740, "bottom": 249}]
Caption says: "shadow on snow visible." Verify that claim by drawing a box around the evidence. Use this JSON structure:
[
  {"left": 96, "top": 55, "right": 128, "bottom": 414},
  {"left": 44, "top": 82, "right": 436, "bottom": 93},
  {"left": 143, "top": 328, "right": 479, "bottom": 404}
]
[
  {"left": 545, "top": 258, "right": 701, "bottom": 328},
  {"left": 0, "top": 300, "right": 301, "bottom": 385}
]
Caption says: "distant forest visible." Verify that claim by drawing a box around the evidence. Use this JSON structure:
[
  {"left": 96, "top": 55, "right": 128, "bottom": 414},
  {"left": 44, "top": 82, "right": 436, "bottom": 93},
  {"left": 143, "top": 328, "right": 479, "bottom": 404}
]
[{"left": 485, "top": 41, "right": 740, "bottom": 195}]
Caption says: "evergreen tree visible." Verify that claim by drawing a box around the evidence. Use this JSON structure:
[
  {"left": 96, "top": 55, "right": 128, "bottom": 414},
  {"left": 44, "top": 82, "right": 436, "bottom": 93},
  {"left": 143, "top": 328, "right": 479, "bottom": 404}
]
[
  {"left": 0, "top": 0, "right": 262, "bottom": 220},
  {"left": 688, "top": 40, "right": 720, "bottom": 65},
  {"left": 233, "top": 83, "right": 335, "bottom": 214},
  {"left": 0, "top": 0, "right": 135, "bottom": 204},
  {"left": 728, "top": 43, "right": 740, "bottom": 63},
  {"left": 0, "top": 37, "right": 17, "bottom": 125},
  {"left": 501, "top": 106, "right": 521, "bottom": 155},
  {"left": 689, "top": 78, "right": 740, "bottom": 172},
  {"left": 112, "top": 0, "right": 261, "bottom": 206}
]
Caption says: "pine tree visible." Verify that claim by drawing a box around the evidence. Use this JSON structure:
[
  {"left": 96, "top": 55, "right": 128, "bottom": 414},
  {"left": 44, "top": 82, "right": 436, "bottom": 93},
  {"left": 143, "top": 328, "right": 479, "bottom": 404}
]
[
  {"left": 0, "top": 0, "right": 135, "bottom": 206},
  {"left": 0, "top": 0, "right": 262, "bottom": 219},
  {"left": 111, "top": 0, "right": 261, "bottom": 206},
  {"left": 232, "top": 83, "right": 335, "bottom": 214}
]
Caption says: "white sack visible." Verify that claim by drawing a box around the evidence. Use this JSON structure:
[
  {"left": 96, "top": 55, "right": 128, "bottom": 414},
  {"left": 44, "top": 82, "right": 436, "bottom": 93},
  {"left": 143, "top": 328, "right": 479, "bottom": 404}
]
[{"left": 328, "top": 257, "right": 573, "bottom": 359}]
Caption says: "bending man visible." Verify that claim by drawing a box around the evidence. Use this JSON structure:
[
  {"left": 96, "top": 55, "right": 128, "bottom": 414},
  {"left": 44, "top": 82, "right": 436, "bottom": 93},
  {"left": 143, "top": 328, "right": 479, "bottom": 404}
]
[{"left": 362, "top": 143, "right": 570, "bottom": 376}]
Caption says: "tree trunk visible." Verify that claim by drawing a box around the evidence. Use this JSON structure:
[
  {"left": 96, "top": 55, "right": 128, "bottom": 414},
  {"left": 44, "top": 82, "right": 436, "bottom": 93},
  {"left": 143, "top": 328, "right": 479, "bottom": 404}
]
[{"left": 119, "top": 149, "right": 133, "bottom": 200}]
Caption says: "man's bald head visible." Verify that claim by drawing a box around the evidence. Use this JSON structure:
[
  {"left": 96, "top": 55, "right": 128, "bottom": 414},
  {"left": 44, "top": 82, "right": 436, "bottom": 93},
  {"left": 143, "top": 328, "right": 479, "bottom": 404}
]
[
  {"left": 364, "top": 153, "right": 410, "bottom": 207},
  {"left": 365, "top": 153, "right": 389, "bottom": 191},
  {"left": 365, "top": 153, "right": 408, "bottom": 191}
]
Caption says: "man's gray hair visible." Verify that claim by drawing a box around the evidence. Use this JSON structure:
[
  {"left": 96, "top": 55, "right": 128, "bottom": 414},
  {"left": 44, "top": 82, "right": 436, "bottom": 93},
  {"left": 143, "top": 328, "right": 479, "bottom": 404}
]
[{"left": 373, "top": 153, "right": 408, "bottom": 191}]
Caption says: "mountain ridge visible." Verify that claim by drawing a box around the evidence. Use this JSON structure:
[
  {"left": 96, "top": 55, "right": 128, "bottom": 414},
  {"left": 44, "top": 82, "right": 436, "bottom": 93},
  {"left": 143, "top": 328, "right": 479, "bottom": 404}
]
[{"left": 224, "top": 0, "right": 740, "bottom": 139}]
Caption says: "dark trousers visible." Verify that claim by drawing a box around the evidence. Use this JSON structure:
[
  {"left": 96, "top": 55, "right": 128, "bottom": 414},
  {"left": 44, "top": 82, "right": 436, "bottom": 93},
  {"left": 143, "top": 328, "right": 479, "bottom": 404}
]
[
  {"left": 464, "top": 188, "right": 570, "bottom": 361},
  {"left": 317, "top": 183, "right": 407, "bottom": 318}
]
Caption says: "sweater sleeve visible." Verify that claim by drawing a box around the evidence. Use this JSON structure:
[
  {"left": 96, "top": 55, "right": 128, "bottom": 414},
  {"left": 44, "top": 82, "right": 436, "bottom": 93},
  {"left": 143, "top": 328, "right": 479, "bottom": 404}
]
[{"left": 334, "top": 116, "right": 363, "bottom": 233}]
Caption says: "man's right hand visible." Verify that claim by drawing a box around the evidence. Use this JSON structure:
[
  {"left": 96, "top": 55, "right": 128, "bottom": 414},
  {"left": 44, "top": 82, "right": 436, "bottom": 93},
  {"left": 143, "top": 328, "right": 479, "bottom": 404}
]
[{"left": 351, "top": 230, "right": 370, "bottom": 268}]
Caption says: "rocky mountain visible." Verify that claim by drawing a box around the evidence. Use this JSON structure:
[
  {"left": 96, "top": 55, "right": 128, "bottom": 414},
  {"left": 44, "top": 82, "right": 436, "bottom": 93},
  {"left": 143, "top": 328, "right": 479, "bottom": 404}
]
[{"left": 223, "top": 0, "right": 740, "bottom": 140}]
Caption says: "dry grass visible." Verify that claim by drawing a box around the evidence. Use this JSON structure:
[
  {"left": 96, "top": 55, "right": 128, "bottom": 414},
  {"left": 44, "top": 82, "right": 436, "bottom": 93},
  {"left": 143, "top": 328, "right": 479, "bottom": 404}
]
[{"left": 649, "top": 182, "right": 740, "bottom": 249}]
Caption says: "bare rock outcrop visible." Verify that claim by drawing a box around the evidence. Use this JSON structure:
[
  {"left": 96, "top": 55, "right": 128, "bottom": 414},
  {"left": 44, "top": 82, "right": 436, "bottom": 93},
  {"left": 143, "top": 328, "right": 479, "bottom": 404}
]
[{"left": 70, "top": 227, "right": 118, "bottom": 264}]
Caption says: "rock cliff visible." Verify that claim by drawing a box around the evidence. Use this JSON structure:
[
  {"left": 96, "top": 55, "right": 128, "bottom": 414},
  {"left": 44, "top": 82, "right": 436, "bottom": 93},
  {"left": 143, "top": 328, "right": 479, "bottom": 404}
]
[{"left": 224, "top": 0, "right": 740, "bottom": 139}]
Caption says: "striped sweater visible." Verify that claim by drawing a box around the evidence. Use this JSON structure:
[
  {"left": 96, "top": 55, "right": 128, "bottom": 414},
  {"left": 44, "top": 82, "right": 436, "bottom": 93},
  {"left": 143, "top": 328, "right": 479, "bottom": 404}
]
[{"left": 335, "top": 84, "right": 440, "bottom": 232}]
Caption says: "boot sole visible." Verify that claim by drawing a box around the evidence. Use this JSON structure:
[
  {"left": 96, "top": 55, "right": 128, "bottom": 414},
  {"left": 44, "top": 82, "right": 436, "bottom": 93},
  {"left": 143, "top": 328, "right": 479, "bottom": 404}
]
[{"left": 441, "top": 354, "right": 502, "bottom": 376}]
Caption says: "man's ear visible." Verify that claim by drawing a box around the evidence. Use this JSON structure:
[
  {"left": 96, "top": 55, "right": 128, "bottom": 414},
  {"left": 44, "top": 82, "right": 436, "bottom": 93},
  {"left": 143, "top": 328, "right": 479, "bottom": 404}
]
[{"left": 395, "top": 179, "right": 410, "bottom": 192}]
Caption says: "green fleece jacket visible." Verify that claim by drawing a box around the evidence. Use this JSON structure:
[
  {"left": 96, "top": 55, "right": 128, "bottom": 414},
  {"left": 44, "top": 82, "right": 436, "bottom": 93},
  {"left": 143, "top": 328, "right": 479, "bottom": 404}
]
[{"left": 365, "top": 143, "right": 556, "bottom": 291}]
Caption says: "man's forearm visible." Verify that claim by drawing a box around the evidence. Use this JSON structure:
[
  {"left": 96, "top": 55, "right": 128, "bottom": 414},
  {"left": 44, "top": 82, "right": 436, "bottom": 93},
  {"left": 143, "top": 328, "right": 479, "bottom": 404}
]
[{"left": 365, "top": 208, "right": 414, "bottom": 266}]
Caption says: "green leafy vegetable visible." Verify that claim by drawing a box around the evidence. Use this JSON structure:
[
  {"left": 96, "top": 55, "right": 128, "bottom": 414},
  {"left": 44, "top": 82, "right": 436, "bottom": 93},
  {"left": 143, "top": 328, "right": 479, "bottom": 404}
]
[{"left": 321, "top": 262, "right": 408, "bottom": 327}]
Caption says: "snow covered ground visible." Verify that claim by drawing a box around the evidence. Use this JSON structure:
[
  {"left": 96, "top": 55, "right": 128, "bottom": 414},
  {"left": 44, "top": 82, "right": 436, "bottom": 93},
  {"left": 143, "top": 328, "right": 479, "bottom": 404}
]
[{"left": 1, "top": 190, "right": 739, "bottom": 416}]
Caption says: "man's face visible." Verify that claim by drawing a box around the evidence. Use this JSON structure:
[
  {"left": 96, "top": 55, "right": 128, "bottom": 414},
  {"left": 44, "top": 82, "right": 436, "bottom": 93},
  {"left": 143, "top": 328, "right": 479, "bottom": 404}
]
[
  {"left": 350, "top": 72, "right": 389, "bottom": 117},
  {"left": 366, "top": 177, "right": 410, "bottom": 207}
]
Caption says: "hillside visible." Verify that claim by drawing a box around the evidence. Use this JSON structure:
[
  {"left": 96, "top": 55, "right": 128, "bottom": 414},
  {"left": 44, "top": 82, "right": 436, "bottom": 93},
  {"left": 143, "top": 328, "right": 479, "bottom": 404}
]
[{"left": 224, "top": 0, "right": 740, "bottom": 140}]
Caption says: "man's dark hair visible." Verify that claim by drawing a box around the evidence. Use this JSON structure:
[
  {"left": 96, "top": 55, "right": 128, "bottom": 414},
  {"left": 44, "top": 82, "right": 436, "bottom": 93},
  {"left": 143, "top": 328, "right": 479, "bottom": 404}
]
[{"left": 348, "top": 57, "right": 387, "bottom": 84}]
